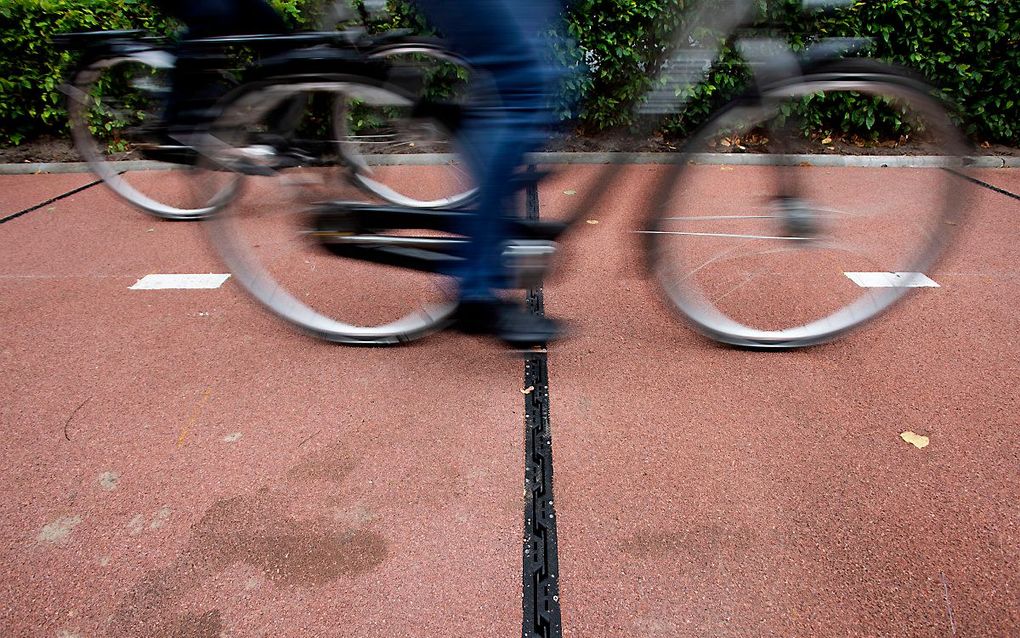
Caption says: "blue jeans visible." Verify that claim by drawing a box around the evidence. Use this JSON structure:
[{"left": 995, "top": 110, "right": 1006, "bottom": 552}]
[{"left": 414, "top": 0, "right": 563, "bottom": 302}]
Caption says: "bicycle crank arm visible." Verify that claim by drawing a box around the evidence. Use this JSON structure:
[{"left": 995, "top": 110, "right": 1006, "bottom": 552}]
[
  {"left": 317, "top": 241, "right": 464, "bottom": 275},
  {"left": 311, "top": 202, "right": 569, "bottom": 240},
  {"left": 310, "top": 230, "right": 558, "bottom": 289}
]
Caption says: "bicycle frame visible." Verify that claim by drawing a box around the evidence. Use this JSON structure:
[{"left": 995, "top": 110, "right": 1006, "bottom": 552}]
[
  {"left": 194, "top": 0, "right": 966, "bottom": 347},
  {"left": 298, "top": 0, "right": 872, "bottom": 284}
]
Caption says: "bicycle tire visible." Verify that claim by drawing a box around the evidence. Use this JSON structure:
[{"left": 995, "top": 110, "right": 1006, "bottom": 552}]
[
  {"left": 66, "top": 51, "right": 239, "bottom": 220},
  {"left": 200, "top": 73, "right": 458, "bottom": 344},
  {"left": 334, "top": 42, "right": 477, "bottom": 209},
  {"left": 646, "top": 60, "right": 968, "bottom": 348}
]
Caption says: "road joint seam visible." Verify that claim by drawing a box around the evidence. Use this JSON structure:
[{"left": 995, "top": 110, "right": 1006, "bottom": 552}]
[
  {"left": 0, "top": 178, "right": 103, "bottom": 225},
  {"left": 947, "top": 168, "right": 1020, "bottom": 201},
  {"left": 521, "top": 166, "right": 563, "bottom": 638}
]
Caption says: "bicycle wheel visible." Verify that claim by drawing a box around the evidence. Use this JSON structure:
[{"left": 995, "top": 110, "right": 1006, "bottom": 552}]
[
  {"left": 200, "top": 75, "right": 458, "bottom": 344},
  {"left": 647, "top": 61, "right": 967, "bottom": 348},
  {"left": 334, "top": 42, "right": 477, "bottom": 208},
  {"left": 66, "top": 51, "right": 238, "bottom": 220}
]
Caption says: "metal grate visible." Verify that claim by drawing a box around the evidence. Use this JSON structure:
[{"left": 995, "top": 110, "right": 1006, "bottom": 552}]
[{"left": 521, "top": 168, "right": 562, "bottom": 638}]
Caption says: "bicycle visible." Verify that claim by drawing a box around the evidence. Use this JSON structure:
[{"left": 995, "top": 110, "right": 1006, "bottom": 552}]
[
  {"left": 194, "top": 0, "right": 969, "bottom": 349},
  {"left": 54, "top": 8, "right": 476, "bottom": 220}
]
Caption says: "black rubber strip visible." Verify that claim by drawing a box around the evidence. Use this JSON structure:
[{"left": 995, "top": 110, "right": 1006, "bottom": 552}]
[
  {"left": 948, "top": 168, "right": 1020, "bottom": 201},
  {"left": 521, "top": 167, "right": 563, "bottom": 638},
  {"left": 0, "top": 178, "right": 103, "bottom": 225}
]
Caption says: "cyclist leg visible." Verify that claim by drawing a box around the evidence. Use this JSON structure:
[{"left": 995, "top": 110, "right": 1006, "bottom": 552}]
[{"left": 414, "top": 0, "right": 565, "bottom": 343}]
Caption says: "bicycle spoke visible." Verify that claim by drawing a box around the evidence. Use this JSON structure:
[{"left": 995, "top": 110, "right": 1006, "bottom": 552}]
[
  {"left": 648, "top": 66, "right": 963, "bottom": 346},
  {"left": 638, "top": 230, "right": 813, "bottom": 241}
]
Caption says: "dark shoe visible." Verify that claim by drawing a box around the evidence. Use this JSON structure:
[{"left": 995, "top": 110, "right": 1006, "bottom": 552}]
[{"left": 454, "top": 299, "right": 563, "bottom": 347}]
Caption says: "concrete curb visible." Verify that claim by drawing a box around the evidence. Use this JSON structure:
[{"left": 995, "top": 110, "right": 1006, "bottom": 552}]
[
  {"left": 0, "top": 160, "right": 173, "bottom": 175},
  {"left": 531, "top": 152, "right": 1020, "bottom": 168},
  {"left": 1, "top": 152, "right": 1018, "bottom": 174}
]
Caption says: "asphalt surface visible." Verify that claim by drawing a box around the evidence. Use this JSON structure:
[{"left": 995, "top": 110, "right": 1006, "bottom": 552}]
[
  {"left": 0, "top": 174, "right": 99, "bottom": 222},
  {"left": 1, "top": 166, "right": 1017, "bottom": 637},
  {"left": 541, "top": 165, "right": 1019, "bottom": 636}
]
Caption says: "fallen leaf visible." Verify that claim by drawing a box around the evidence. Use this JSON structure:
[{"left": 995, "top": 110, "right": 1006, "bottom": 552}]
[
  {"left": 900, "top": 431, "right": 929, "bottom": 449},
  {"left": 521, "top": 386, "right": 535, "bottom": 394},
  {"left": 586, "top": 219, "right": 599, "bottom": 224},
  {"left": 563, "top": 189, "right": 576, "bottom": 196},
  {"left": 720, "top": 166, "right": 734, "bottom": 171},
  {"left": 821, "top": 137, "right": 833, "bottom": 145}
]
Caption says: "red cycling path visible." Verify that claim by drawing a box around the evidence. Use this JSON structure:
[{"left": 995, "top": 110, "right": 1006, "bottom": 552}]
[{"left": 0, "top": 166, "right": 1017, "bottom": 637}]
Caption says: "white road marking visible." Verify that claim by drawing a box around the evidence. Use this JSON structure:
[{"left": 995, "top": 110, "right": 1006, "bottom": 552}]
[
  {"left": 844, "top": 272, "right": 940, "bottom": 288},
  {"left": 129, "top": 273, "right": 231, "bottom": 290}
]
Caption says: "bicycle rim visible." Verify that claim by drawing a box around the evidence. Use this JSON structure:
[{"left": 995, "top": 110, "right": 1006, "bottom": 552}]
[
  {"left": 67, "top": 54, "right": 238, "bottom": 220},
  {"left": 200, "top": 76, "right": 457, "bottom": 344},
  {"left": 648, "top": 70, "right": 967, "bottom": 348},
  {"left": 334, "top": 44, "right": 477, "bottom": 209}
]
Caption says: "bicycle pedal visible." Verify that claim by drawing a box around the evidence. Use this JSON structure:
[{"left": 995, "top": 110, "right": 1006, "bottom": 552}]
[{"left": 502, "top": 240, "right": 558, "bottom": 289}]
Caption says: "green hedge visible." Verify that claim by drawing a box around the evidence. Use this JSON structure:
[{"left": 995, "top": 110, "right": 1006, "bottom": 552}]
[
  {"left": 1, "top": 0, "right": 1017, "bottom": 146},
  {"left": 0, "top": 0, "right": 170, "bottom": 145},
  {"left": 563, "top": 0, "right": 1019, "bottom": 142},
  {"left": 0, "top": 0, "right": 307, "bottom": 145},
  {"left": 807, "top": 0, "right": 1018, "bottom": 143}
]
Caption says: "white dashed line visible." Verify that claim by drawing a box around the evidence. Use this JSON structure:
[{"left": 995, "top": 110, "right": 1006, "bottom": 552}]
[
  {"left": 129, "top": 274, "right": 231, "bottom": 290},
  {"left": 844, "top": 272, "right": 940, "bottom": 288}
]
